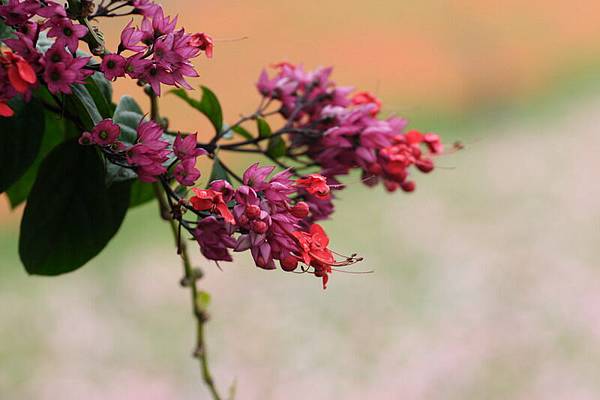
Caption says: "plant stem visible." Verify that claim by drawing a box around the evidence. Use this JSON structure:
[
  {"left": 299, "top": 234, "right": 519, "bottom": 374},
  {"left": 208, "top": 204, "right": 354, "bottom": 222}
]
[{"left": 148, "top": 90, "right": 223, "bottom": 400}]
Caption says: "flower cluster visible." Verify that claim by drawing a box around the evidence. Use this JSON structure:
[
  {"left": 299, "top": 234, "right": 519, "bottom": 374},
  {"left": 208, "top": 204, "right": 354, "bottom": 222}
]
[
  {"left": 110, "top": 7, "right": 213, "bottom": 94},
  {"left": 257, "top": 63, "right": 445, "bottom": 194},
  {"left": 79, "top": 118, "right": 206, "bottom": 184},
  {"left": 0, "top": 0, "right": 94, "bottom": 97},
  {"left": 0, "top": 0, "right": 213, "bottom": 110},
  {"left": 80, "top": 112, "right": 358, "bottom": 287},
  {"left": 190, "top": 164, "right": 360, "bottom": 288},
  {"left": 0, "top": 0, "right": 447, "bottom": 288}
]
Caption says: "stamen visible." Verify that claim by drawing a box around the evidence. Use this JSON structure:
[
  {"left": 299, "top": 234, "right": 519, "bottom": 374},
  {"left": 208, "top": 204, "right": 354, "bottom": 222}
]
[
  {"left": 330, "top": 269, "right": 374, "bottom": 274},
  {"left": 214, "top": 36, "right": 249, "bottom": 43}
]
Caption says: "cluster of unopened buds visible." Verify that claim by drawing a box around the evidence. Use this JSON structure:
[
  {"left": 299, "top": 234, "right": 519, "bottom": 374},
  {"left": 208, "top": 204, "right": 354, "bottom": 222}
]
[{"left": 0, "top": 0, "right": 454, "bottom": 288}]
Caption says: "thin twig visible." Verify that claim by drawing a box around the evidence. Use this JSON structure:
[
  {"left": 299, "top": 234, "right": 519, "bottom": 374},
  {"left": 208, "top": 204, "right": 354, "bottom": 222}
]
[{"left": 147, "top": 90, "right": 223, "bottom": 400}]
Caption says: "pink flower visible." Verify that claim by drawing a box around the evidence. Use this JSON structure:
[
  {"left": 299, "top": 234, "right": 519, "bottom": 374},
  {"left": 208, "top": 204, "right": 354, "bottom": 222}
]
[
  {"left": 119, "top": 19, "right": 145, "bottom": 52},
  {"left": 173, "top": 133, "right": 206, "bottom": 160},
  {"left": 127, "top": 120, "right": 170, "bottom": 182},
  {"left": 101, "top": 54, "right": 127, "bottom": 81},
  {"left": 131, "top": 0, "right": 161, "bottom": 16},
  {"left": 194, "top": 216, "right": 236, "bottom": 262},
  {"left": 43, "top": 16, "right": 88, "bottom": 53},
  {"left": 0, "top": 0, "right": 39, "bottom": 26},
  {"left": 43, "top": 52, "right": 91, "bottom": 94},
  {"left": 124, "top": 53, "right": 150, "bottom": 78},
  {"left": 243, "top": 163, "right": 275, "bottom": 192},
  {"left": 43, "top": 43, "right": 71, "bottom": 65},
  {"left": 36, "top": 0, "right": 67, "bottom": 18},
  {"left": 44, "top": 62, "right": 76, "bottom": 94},
  {"left": 173, "top": 158, "right": 200, "bottom": 186},
  {"left": 88, "top": 119, "right": 121, "bottom": 146}
]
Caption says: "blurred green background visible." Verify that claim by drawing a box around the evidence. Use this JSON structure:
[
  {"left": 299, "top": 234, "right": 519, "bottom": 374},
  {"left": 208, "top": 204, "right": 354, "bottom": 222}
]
[{"left": 3, "top": 0, "right": 600, "bottom": 398}]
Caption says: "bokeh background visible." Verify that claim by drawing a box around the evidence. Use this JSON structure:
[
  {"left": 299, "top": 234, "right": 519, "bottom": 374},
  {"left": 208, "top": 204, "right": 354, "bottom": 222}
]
[{"left": 3, "top": 0, "right": 600, "bottom": 398}]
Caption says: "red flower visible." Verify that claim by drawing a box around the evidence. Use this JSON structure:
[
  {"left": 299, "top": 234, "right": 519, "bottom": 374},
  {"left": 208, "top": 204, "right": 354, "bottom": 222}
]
[
  {"left": 0, "top": 101, "right": 14, "bottom": 117},
  {"left": 296, "top": 174, "right": 330, "bottom": 200},
  {"left": 190, "top": 33, "right": 214, "bottom": 58},
  {"left": 292, "top": 224, "right": 336, "bottom": 289},
  {"left": 351, "top": 91, "right": 382, "bottom": 116},
  {"left": 190, "top": 188, "right": 235, "bottom": 224},
  {"left": 1, "top": 50, "right": 36, "bottom": 94}
]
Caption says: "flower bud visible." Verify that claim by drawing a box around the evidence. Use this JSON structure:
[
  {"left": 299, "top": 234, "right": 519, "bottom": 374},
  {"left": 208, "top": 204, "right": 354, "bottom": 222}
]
[
  {"left": 401, "top": 181, "right": 416, "bottom": 192},
  {"left": 245, "top": 204, "right": 261, "bottom": 219},
  {"left": 290, "top": 202, "right": 309, "bottom": 218},
  {"left": 368, "top": 163, "right": 382, "bottom": 175},
  {"left": 383, "top": 180, "right": 399, "bottom": 192},
  {"left": 416, "top": 159, "right": 434, "bottom": 173},
  {"left": 251, "top": 220, "right": 268, "bottom": 234},
  {"left": 281, "top": 255, "right": 299, "bottom": 271},
  {"left": 237, "top": 214, "right": 249, "bottom": 226}
]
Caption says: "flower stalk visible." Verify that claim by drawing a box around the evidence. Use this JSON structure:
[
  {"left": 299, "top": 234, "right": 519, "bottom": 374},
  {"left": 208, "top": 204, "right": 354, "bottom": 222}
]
[{"left": 149, "top": 90, "right": 223, "bottom": 400}]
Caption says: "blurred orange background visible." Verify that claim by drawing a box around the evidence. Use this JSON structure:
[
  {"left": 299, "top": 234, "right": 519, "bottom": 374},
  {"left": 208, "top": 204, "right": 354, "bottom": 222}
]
[{"left": 104, "top": 0, "right": 600, "bottom": 129}]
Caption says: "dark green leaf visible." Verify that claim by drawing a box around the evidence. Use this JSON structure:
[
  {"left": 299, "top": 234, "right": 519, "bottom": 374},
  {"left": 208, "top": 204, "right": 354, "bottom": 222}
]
[
  {"left": 66, "top": 84, "right": 102, "bottom": 130},
  {"left": 113, "top": 95, "right": 143, "bottom": 145},
  {"left": 171, "top": 86, "right": 223, "bottom": 133},
  {"left": 129, "top": 180, "right": 156, "bottom": 208},
  {"left": 114, "top": 95, "right": 143, "bottom": 115},
  {"left": 256, "top": 117, "right": 272, "bottom": 138},
  {"left": 208, "top": 156, "right": 229, "bottom": 184},
  {"left": 6, "top": 112, "right": 65, "bottom": 208},
  {"left": 85, "top": 72, "right": 114, "bottom": 118},
  {"left": 19, "top": 140, "right": 131, "bottom": 275},
  {"left": 0, "top": 17, "right": 14, "bottom": 40},
  {"left": 266, "top": 135, "right": 286, "bottom": 159},
  {"left": 104, "top": 96, "right": 145, "bottom": 184},
  {"left": 232, "top": 125, "right": 254, "bottom": 140},
  {"left": 0, "top": 97, "right": 45, "bottom": 193}
]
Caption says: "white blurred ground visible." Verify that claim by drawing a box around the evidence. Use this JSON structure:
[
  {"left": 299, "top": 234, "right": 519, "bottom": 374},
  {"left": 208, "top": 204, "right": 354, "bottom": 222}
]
[{"left": 2, "top": 95, "right": 600, "bottom": 399}]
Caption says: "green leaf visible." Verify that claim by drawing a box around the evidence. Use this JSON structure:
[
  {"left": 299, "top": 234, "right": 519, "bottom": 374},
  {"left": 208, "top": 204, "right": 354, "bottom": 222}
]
[
  {"left": 256, "top": 117, "right": 272, "bottom": 138},
  {"left": 208, "top": 156, "right": 229, "bottom": 183},
  {"left": 0, "top": 97, "right": 45, "bottom": 193},
  {"left": 66, "top": 84, "right": 103, "bottom": 130},
  {"left": 6, "top": 112, "right": 65, "bottom": 208},
  {"left": 171, "top": 86, "right": 223, "bottom": 133},
  {"left": 231, "top": 125, "right": 254, "bottom": 140},
  {"left": 113, "top": 95, "right": 144, "bottom": 145},
  {"left": 129, "top": 180, "right": 156, "bottom": 208},
  {"left": 0, "top": 17, "right": 14, "bottom": 40},
  {"left": 104, "top": 96, "right": 145, "bottom": 184},
  {"left": 85, "top": 72, "right": 114, "bottom": 118},
  {"left": 19, "top": 140, "right": 131, "bottom": 276},
  {"left": 35, "top": 31, "right": 53, "bottom": 53},
  {"left": 113, "top": 95, "right": 143, "bottom": 116},
  {"left": 266, "top": 135, "right": 286, "bottom": 159}
]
